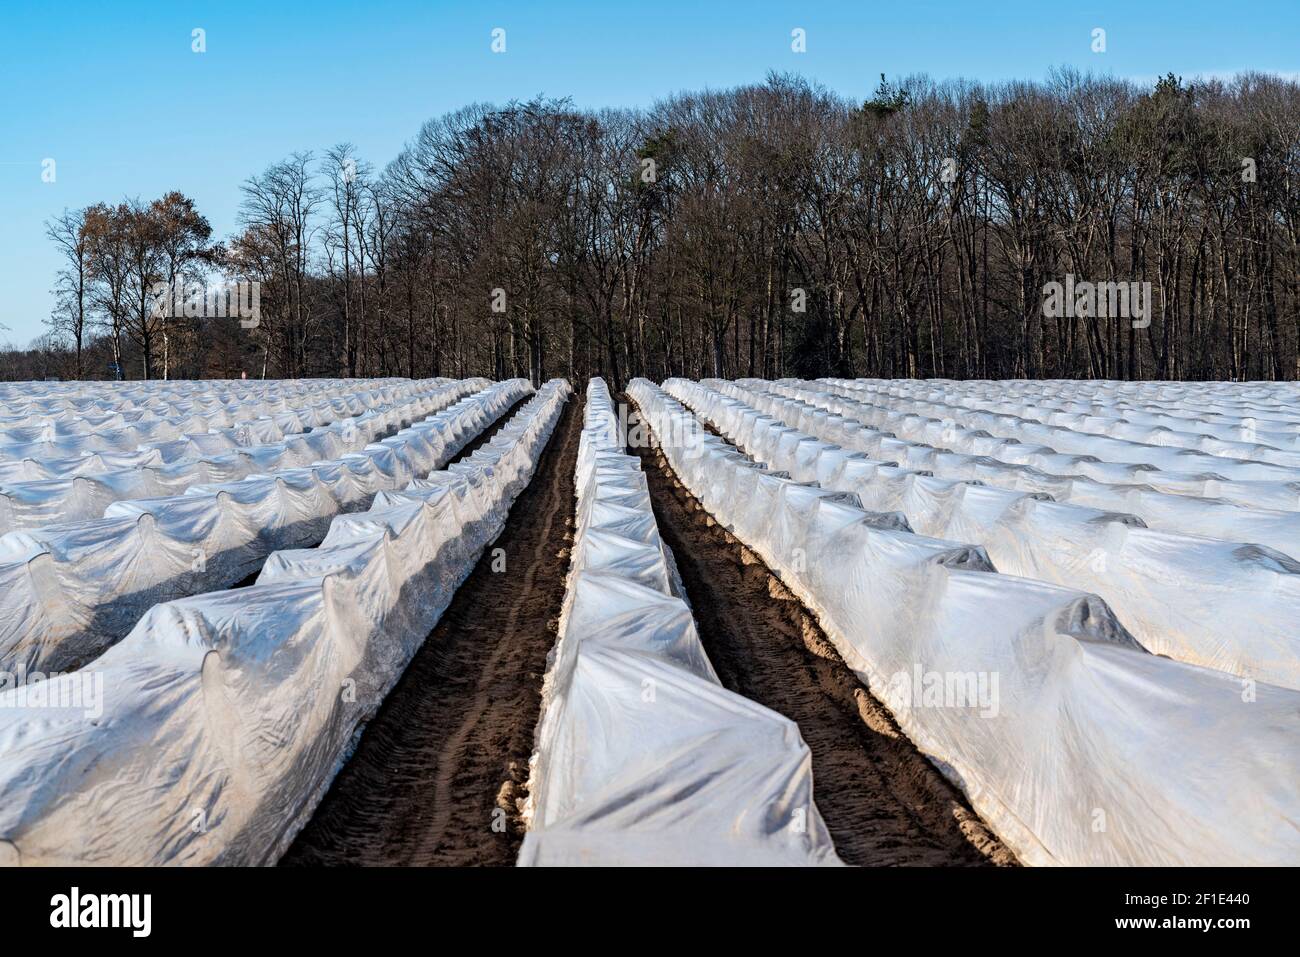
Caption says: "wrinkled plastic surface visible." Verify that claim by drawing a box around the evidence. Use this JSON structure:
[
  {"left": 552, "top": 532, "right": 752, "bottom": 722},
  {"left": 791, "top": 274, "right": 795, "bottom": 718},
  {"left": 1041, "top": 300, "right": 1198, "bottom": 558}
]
[
  {"left": 0, "top": 378, "right": 414, "bottom": 465},
  {"left": 666, "top": 378, "right": 1300, "bottom": 690},
  {"left": 814, "top": 378, "right": 1300, "bottom": 515},
  {"left": 0, "top": 379, "right": 522, "bottom": 676},
  {"left": 829, "top": 378, "right": 1300, "bottom": 482},
  {"left": 630, "top": 378, "right": 1300, "bottom": 867},
  {"left": 0, "top": 380, "right": 439, "bottom": 532},
  {"left": 0, "top": 380, "right": 571, "bottom": 866}
]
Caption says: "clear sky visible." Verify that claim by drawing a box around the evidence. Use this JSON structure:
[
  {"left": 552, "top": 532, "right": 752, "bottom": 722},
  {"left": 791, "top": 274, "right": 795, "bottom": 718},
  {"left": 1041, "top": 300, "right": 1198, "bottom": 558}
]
[{"left": 1, "top": 0, "right": 1297, "bottom": 345}]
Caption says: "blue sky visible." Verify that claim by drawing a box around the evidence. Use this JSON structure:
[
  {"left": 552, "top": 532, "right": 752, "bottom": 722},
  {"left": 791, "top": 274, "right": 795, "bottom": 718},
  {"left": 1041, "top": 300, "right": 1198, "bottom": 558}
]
[{"left": 1, "top": 0, "right": 1297, "bottom": 345}]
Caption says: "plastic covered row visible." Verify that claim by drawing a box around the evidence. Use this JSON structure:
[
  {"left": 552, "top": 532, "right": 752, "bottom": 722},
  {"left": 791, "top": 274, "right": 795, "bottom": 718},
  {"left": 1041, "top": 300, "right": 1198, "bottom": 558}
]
[
  {"left": 0, "top": 380, "right": 434, "bottom": 468},
  {"left": 778, "top": 379, "right": 1300, "bottom": 547},
  {"left": 0, "top": 377, "right": 412, "bottom": 427},
  {"left": 0, "top": 378, "right": 519, "bottom": 676},
  {"left": 818, "top": 378, "right": 1300, "bottom": 509},
  {"left": 0, "top": 381, "right": 383, "bottom": 443},
  {"left": 822, "top": 379, "right": 1300, "bottom": 486},
  {"left": 843, "top": 377, "right": 1300, "bottom": 427},
  {"left": 909, "top": 383, "right": 1300, "bottom": 461},
  {"left": 669, "top": 378, "right": 1300, "bottom": 690},
  {"left": 0, "top": 379, "right": 458, "bottom": 533}
]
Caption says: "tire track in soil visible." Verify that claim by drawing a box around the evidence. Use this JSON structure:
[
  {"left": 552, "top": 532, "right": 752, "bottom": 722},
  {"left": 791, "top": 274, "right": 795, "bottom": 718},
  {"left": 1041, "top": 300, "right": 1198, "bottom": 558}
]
[
  {"left": 624, "top": 395, "right": 1016, "bottom": 867},
  {"left": 280, "top": 395, "right": 577, "bottom": 866}
]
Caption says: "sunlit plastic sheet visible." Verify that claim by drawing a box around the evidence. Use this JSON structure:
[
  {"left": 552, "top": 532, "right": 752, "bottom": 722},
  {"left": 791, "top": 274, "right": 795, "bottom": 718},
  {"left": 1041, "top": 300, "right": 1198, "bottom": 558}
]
[
  {"left": 519, "top": 378, "right": 839, "bottom": 866},
  {"left": 813, "top": 373, "right": 1300, "bottom": 520},
  {"left": 844, "top": 377, "right": 1300, "bottom": 462},
  {"left": 904, "top": 376, "right": 1300, "bottom": 417},
  {"left": 0, "top": 380, "right": 403, "bottom": 486},
  {"left": 630, "top": 378, "right": 1300, "bottom": 867},
  {"left": 843, "top": 376, "right": 1300, "bottom": 426},
  {"left": 0, "top": 380, "right": 456, "bottom": 530},
  {"left": 765, "top": 378, "right": 1300, "bottom": 554},
  {"left": 0, "top": 379, "right": 422, "bottom": 463},
  {"left": 0, "top": 448, "right": 169, "bottom": 485},
  {"left": 1009, "top": 405, "right": 1300, "bottom": 464},
  {"left": 814, "top": 378, "right": 1300, "bottom": 510},
  {"left": 0, "top": 380, "right": 570, "bottom": 866},
  {"left": 782, "top": 380, "right": 1251, "bottom": 499},
  {"left": 667, "top": 378, "right": 1300, "bottom": 690},
  {"left": 0, "top": 377, "right": 410, "bottom": 429},
  {"left": 0, "top": 378, "right": 522, "bottom": 676},
  {"left": 822, "top": 378, "right": 1300, "bottom": 489}
]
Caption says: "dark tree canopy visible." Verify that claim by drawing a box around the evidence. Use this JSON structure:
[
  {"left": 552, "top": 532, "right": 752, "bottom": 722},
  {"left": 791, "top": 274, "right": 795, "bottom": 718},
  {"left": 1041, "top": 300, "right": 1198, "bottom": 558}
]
[{"left": 24, "top": 70, "right": 1300, "bottom": 384}]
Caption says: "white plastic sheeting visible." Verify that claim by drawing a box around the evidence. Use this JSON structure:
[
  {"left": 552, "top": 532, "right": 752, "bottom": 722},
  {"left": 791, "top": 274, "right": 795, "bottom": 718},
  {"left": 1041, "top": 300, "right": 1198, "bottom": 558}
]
[
  {"left": 0, "top": 377, "right": 404, "bottom": 421},
  {"left": 668, "top": 378, "right": 1300, "bottom": 690},
  {"left": 0, "top": 378, "right": 523, "bottom": 677},
  {"left": 857, "top": 381, "right": 1300, "bottom": 465},
  {"left": 822, "top": 379, "right": 1300, "bottom": 509},
  {"left": 774, "top": 379, "right": 1300, "bottom": 559},
  {"left": 0, "top": 379, "right": 415, "bottom": 464},
  {"left": 851, "top": 377, "right": 1300, "bottom": 450},
  {"left": 0, "top": 380, "right": 570, "bottom": 866},
  {"left": 629, "top": 378, "right": 1300, "bottom": 867},
  {"left": 520, "top": 379, "right": 840, "bottom": 866},
  {"left": 0, "top": 448, "right": 169, "bottom": 485},
  {"left": 988, "top": 402, "right": 1300, "bottom": 465},
  {"left": 0, "top": 380, "right": 457, "bottom": 532}
]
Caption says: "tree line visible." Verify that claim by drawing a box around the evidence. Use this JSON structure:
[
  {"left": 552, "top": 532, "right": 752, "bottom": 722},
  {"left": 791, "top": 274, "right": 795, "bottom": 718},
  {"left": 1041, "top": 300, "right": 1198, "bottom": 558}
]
[{"left": 26, "top": 69, "right": 1300, "bottom": 385}]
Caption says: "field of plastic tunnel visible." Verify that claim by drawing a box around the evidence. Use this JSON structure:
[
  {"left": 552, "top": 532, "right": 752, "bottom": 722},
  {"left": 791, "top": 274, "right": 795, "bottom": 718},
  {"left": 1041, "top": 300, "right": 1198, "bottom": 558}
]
[{"left": 0, "top": 374, "right": 1295, "bottom": 868}]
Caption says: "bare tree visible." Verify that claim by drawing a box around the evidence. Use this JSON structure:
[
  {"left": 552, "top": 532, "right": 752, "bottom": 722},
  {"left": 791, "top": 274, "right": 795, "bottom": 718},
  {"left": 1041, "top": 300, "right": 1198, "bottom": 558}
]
[{"left": 45, "top": 208, "right": 92, "bottom": 377}]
